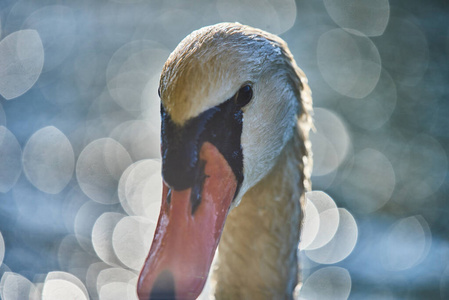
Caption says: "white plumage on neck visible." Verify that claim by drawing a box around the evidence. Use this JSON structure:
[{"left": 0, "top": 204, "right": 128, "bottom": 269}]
[{"left": 214, "top": 130, "right": 309, "bottom": 299}]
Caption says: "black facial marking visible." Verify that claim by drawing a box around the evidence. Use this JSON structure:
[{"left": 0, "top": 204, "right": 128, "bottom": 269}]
[
  {"left": 161, "top": 89, "right": 246, "bottom": 213},
  {"left": 190, "top": 159, "right": 209, "bottom": 214}
]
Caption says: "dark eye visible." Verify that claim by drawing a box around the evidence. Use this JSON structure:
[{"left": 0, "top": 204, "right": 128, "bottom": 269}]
[{"left": 234, "top": 85, "right": 253, "bottom": 107}]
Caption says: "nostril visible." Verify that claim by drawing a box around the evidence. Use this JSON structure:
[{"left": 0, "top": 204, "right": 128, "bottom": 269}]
[{"left": 150, "top": 270, "right": 176, "bottom": 300}]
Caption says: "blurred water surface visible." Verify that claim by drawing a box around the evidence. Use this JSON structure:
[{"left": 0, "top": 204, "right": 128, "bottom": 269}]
[{"left": 0, "top": 0, "right": 448, "bottom": 299}]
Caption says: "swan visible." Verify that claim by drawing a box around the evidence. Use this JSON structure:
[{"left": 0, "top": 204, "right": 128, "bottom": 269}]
[{"left": 137, "top": 22, "right": 313, "bottom": 300}]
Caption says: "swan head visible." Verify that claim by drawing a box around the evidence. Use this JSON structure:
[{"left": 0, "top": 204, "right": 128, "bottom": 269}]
[{"left": 138, "top": 23, "right": 310, "bottom": 300}]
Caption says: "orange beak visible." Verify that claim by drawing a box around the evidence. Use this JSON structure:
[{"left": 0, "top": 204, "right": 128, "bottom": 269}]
[{"left": 137, "top": 141, "right": 237, "bottom": 299}]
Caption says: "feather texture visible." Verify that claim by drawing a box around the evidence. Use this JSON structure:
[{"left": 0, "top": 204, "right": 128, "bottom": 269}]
[{"left": 159, "top": 22, "right": 313, "bottom": 299}]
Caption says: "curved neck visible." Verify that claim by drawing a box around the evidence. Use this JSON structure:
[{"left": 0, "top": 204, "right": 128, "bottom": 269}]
[{"left": 212, "top": 131, "right": 306, "bottom": 299}]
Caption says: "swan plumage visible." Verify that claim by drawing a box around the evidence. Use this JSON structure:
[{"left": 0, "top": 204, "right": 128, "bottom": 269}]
[{"left": 138, "top": 22, "right": 312, "bottom": 300}]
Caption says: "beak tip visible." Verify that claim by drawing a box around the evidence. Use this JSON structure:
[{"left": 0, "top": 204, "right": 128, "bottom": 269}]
[{"left": 140, "top": 270, "right": 176, "bottom": 300}]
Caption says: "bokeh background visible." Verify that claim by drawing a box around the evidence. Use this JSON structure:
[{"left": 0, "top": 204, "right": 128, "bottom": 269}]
[{"left": 0, "top": 0, "right": 448, "bottom": 299}]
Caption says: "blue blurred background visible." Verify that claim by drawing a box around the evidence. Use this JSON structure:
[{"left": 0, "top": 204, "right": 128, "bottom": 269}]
[{"left": 0, "top": 0, "right": 448, "bottom": 299}]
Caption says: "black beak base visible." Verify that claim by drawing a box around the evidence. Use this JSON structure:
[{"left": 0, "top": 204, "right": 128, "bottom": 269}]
[{"left": 160, "top": 96, "right": 245, "bottom": 195}]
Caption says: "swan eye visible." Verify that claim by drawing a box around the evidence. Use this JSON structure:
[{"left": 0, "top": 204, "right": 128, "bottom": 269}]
[{"left": 234, "top": 85, "right": 253, "bottom": 107}]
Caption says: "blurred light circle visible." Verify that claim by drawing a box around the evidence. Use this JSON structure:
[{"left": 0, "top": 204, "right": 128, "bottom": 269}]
[
  {"left": 106, "top": 40, "right": 166, "bottom": 83},
  {"left": 398, "top": 134, "right": 447, "bottom": 201},
  {"left": 76, "top": 138, "right": 132, "bottom": 204},
  {"left": 57, "top": 235, "right": 80, "bottom": 270},
  {"left": 309, "top": 133, "right": 339, "bottom": 177},
  {"left": 88, "top": 90, "right": 136, "bottom": 140},
  {"left": 0, "top": 29, "right": 44, "bottom": 100},
  {"left": 341, "top": 148, "right": 395, "bottom": 213},
  {"left": 0, "top": 264, "right": 11, "bottom": 282},
  {"left": 85, "top": 262, "right": 110, "bottom": 300},
  {"left": 303, "top": 191, "right": 340, "bottom": 250},
  {"left": 158, "top": 9, "right": 206, "bottom": 44},
  {"left": 118, "top": 159, "right": 162, "bottom": 221},
  {"left": 44, "top": 272, "right": 89, "bottom": 300},
  {"left": 62, "top": 187, "right": 90, "bottom": 233},
  {"left": 99, "top": 282, "right": 138, "bottom": 300},
  {"left": 317, "top": 28, "right": 381, "bottom": 99},
  {"left": 141, "top": 74, "right": 163, "bottom": 123},
  {"left": 340, "top": 69, "right": 397, "bottom": 130},
  {"left": 441, "top": 264, "right": 449, "bottom": 299},
  {"left": 106, "top": 40, "right": 169, "bottom": 113},
  {"left": 310, "top": 108, "right": 350, "bottom": 176},
  {"left": 96, "top": 267, "right": 137, "bottom": 296},
  {"left": 132, "top": 7, "right": 221, "bottom": 51},
  {"left": 42, "top": 279, "right": 87, "bottom": 300},
  {"left": 57, "top": 235, "right": 97, "bottom": 280},
  {"left": 416, "top": 215, "right": 432, "bottom": 263},
  {"left": 129, "top": 160, "right": 162, "bottom": 220},
  {"left": 0, "top": 103, "right": 5, "bottom": 126},
  {"left": 3, "top": 1, "right": 41, "bottom": 32},
  {"left": 118, "top": 162, "right": 138, "bottom": 216},
  {"left": 305, "top": 208, "right": 358, "bottom": 264},
  {"left": 22, "top": 126, "right": 74, "bottom": 194},
  {"left": 108, "top": 71, "right": 153, "bottom": 112},
  {"left": 323, "top": 0, "right": 390, "bottom": 37},
  {"left": 217, "top": 0, "right": 296, "bottom": 35},
  {"left": 300, "top": 197, "right": 320, "bottom": 250},
  {"left": 74, "top": 202, "right": 110, "bottom": 253},
  {"left": 0, "top": 126, "right": 22, "bottom": 193},
  {"left": 375, "top": 17, "right": 428, "bottom": 86},
  {"left": 0, "top": 231, "right": 4, "bottom": 267},
  {"left": 311, "top": 168, "right": 338, "bottom": 191},
  {"left": 112, "top": 216, "right": 156, "bottom": 271},
  {"left": 0, "top": 272, "right": 39, "bottom": 300},
  {"left": 299, "top": 267, "right": 351, "bottom": 300},
  {"left": 92, "top": 212, "right": 126, "bottom": 267},
  {"left": 110, "top": 120, "right": 160, "bottom": 161},
  {"left": 22, "top": 5, "right": 76, "bottom": 72},
  {"left": 382, "top": 216, "right": 431, "bottom": 271}
]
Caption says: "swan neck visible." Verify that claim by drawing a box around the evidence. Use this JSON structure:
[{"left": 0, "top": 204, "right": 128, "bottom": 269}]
[{"left": 213, "top": 131, "right": 306, "bottom": 299}]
